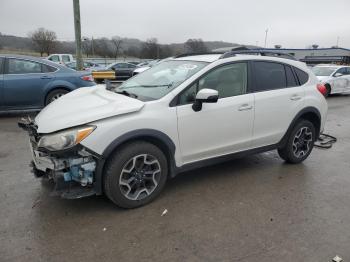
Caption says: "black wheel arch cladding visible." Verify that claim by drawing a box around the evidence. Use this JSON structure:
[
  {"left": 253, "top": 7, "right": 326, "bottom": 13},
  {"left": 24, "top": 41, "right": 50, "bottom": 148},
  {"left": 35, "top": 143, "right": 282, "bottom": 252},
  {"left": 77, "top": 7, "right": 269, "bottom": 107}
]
[{"left": 94, "top": 129, "right": 177, "bottom": 195}]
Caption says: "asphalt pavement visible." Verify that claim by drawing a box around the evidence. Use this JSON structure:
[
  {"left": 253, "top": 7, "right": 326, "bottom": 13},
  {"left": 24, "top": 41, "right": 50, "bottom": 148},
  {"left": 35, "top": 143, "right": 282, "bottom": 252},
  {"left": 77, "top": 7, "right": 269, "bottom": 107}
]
[{"left": 1, "top": 95, "right": 350, "bottom": 262}]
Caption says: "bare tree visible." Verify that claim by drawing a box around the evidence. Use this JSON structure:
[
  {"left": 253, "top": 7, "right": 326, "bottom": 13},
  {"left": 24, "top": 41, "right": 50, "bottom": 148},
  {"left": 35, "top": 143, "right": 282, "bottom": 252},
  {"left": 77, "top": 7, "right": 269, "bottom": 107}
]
[
  {"left": 184, "top": 39, "right": 208, "bottom": 53},
  {"left": 94, "top": 38, "right": 113, "bottom": 58},
  {"left": 141, "top": 38, "right": 159, "bottom": 59},
  {"left": 111, "top": 36, "right": 123, "bottom": 59},
  {"left": 29, "top": 28, "right": 57, "bottom": 56}
]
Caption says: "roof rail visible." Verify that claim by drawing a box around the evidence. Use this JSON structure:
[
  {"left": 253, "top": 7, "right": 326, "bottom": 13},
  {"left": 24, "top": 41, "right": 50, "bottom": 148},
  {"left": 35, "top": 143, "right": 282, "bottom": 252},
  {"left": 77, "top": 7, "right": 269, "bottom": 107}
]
[
  {"left": 220, "top": 49, "right": 297, "bottom": 61},
  {"left": 175, "top": 52, "right": 224, "bottom": 58}
]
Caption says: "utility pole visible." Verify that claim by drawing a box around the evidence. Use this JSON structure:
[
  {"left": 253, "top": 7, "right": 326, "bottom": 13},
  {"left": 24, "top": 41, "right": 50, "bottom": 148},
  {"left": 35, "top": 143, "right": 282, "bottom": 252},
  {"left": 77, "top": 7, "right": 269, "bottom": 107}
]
[
  {"left": 264, "top": 28, "right": 269, "bottom": 48},
  {"left": 336, "top": 36, "right": 340, "bottom": 47},
  {"left": 73, "top": 0, "right": 83, "bottom": 70}
]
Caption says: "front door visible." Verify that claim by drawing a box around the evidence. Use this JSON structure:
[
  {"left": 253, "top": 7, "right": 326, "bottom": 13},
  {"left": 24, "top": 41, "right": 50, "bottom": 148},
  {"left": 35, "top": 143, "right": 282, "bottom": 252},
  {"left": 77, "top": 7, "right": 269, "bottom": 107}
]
[{"left": 176, "top": 62, "right": 254, "bottom": 165}]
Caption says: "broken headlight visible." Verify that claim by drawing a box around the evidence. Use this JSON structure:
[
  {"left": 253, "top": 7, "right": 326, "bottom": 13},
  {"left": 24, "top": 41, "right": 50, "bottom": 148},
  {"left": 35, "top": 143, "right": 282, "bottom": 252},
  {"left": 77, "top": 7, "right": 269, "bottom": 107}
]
[{"left": 38, "top": 126, "right": 95, "bottom": 151}]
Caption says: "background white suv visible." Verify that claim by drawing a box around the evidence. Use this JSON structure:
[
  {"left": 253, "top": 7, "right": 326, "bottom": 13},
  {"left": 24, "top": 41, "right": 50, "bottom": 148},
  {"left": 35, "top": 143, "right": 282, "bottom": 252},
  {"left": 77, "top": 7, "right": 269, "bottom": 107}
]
[{"left": 20, "top": 52, "right": 328, "bottom": 208}]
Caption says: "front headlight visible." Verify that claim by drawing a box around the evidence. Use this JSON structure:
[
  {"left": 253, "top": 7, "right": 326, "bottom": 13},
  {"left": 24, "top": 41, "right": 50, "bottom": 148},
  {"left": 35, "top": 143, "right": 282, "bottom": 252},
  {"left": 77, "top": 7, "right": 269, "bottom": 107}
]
[{"left": 38, "top": 126, "right": 95, "bottom": 151}]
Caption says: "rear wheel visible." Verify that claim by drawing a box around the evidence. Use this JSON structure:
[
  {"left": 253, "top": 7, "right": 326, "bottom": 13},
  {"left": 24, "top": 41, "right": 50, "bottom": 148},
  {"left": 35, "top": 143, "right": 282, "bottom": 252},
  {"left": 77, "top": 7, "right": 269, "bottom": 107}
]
[
  {"left": 278, "top": 120, "right": 316, "bottom": 164},
  {"left": 45, "top": 89, "right": 69, "bottom": 105},
  {"left": 104, "top": 141, "right": 168, "bottom": 208}
]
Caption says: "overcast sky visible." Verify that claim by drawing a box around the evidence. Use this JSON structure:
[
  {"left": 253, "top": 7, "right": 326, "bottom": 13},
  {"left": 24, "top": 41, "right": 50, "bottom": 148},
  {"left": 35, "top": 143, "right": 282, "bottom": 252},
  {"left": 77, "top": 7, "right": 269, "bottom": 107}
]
[{"left": 1, "top": 0, "right": 349, "bottom": 48}]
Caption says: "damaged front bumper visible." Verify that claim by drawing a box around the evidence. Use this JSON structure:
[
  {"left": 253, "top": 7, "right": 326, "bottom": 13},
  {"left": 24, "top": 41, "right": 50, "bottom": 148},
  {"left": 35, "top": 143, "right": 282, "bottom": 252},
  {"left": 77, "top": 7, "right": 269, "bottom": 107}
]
[{"left": 19, "top": 118, "right": 103, "bottom": 199}]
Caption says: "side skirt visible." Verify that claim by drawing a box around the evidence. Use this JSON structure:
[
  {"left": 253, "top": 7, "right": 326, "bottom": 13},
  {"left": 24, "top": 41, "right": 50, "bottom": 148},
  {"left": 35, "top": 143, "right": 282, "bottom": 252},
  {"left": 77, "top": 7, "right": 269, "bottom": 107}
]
[{"left": 173, "top": 144, "right": 278, "bottom": 175}]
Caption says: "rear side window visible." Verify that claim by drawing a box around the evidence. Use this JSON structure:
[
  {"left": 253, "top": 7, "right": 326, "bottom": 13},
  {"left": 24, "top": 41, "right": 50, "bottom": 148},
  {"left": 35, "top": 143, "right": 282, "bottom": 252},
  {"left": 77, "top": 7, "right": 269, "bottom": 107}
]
[
  {"left": 62, "top": 55, "right": 71, "bottom": 63},
  {"left": 0, "top": 57, "right": 4, "bottom": 74},
  {"left": 285, "top": 65, "right": 298, "bottom": 87},
  {"left": 42, "top": 64, "right": 57, "bottom": 73},
  {"left": 8, "top": 59, "right": 42, "bottom": 74},
  {"left": 253, "top": 61, "right": 286, "bottom": 91},
  {"left": 294, "top": 67, "right": 309, "bottom": 85}
]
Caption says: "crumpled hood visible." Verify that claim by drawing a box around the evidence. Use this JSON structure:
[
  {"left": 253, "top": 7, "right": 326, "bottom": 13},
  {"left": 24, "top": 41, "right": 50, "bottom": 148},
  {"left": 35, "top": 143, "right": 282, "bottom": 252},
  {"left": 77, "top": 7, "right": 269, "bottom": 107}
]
[{"left": 35, "top": 85, "right": 144, "bottom": 133}]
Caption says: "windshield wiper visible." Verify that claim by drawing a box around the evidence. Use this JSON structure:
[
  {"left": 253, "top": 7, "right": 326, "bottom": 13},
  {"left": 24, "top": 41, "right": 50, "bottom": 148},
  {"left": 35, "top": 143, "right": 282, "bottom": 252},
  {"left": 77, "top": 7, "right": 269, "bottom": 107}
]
[
  {"left": 122, "top": 83, "right": 174, "bottom": 89},
  {"left": 115, "top": 89, "right": 138, "bottom": 98}
]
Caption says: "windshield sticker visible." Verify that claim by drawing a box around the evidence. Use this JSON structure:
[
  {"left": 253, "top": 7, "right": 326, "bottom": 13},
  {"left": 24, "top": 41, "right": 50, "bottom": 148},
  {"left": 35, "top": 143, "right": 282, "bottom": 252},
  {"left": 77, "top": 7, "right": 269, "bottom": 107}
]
[{"left": 179, "top": 64, "right": 198, "bottom": 70}]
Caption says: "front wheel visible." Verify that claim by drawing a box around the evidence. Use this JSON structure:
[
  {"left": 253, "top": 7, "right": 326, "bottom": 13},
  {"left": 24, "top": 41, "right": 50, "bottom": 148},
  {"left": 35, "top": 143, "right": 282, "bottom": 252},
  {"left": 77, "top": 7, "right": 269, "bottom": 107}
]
[
  {"left": 104, "top": 141, "right": 168, "bottom": 208},
  {"left": 278, "top": 120, "right": 316, "bottom": 164}
]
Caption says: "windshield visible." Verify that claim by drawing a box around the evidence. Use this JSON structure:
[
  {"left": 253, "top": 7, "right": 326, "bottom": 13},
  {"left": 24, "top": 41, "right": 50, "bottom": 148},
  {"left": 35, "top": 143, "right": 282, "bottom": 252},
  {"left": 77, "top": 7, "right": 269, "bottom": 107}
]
[
  {"left": 115, "top": 60, "right": 208, "bottom": 101},
  {"left": 312, "top": 66, "right": 337, "bottom": 76}
]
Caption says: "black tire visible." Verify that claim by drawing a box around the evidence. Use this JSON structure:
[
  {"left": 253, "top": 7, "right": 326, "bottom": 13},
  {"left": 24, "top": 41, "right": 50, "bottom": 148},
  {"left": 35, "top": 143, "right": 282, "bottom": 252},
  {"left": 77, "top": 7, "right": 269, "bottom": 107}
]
[
  {"left": 45, "top": 88, "right": 69, "bottom": 105},
  {"left": 278, "top": 120, "right": 316, "bottom": 164},
  {"left": 104, "top": 141, "right": 168, "bottom": 208}
]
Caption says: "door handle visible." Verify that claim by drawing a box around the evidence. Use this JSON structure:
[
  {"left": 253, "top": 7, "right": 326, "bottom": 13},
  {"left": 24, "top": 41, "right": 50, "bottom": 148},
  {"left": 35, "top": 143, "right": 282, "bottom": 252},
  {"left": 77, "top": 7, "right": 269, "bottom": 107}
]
[
  {"left": 238, "top": 104, "right": 253, "bottom": 111},
  {"left": 290, "top": 94, "right": 302, "bottom": 101},
  {"left": 40, "top": 75, "right": 52, "bottom": 79}
]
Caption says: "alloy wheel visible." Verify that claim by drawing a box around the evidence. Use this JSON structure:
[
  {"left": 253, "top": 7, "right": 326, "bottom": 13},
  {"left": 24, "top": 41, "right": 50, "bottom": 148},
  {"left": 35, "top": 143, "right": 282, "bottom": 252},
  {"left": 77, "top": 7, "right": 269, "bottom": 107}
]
[
  {"left": 292, "top": 126, "right": 313, "bottom": 158},
  {"left": 119, "top": 154, "right": 161, "bottom": 201}
]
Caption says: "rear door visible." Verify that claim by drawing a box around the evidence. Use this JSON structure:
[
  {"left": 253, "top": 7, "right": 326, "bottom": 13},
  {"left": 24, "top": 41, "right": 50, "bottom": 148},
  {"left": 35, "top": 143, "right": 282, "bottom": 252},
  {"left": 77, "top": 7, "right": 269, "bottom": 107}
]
[
  {"left": 3, "top": 58, "right": 55, "bottom": 109},
  {"left": 0, "top": 57, "right": 4, "bottom": 110},
  {"left": 251, "top": 61, "right": 305, "bottom": 147}
]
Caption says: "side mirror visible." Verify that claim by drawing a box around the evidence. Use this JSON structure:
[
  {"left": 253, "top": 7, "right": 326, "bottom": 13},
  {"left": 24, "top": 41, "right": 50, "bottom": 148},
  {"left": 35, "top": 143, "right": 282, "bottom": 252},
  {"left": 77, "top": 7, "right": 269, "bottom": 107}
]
[
  {"left": 334, "top": 72, "right": 343, "bottom": 77},
  {"left": 192, "top": 88, "right": 219, "bottom": 112}
]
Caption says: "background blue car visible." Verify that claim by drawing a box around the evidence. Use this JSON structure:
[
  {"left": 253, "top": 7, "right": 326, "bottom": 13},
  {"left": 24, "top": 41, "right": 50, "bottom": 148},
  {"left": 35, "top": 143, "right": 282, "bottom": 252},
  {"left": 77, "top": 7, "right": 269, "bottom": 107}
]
[{"left": 0, "top": 54, "right": 96, "bottom": 111}]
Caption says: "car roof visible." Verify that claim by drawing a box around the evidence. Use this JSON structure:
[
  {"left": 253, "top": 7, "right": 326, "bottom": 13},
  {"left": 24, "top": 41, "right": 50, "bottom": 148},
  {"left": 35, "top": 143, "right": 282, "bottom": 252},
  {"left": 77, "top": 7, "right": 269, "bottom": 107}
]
[
  {"left": 0, "top": 54, "right": 70, "bottom": 70},
  {"left": 173, "top": 53, "right": 308, "bottom": 70}
]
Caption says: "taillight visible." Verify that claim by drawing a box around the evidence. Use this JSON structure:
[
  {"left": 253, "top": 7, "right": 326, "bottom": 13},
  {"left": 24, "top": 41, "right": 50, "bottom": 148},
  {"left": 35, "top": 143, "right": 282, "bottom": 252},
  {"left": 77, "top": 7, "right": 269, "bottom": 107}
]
[
  {"left": 81, "top": 75, "right": 94, "bottom": 82},
  {"left": 317, "top": 83, "right": 327, "bottom": 96}
]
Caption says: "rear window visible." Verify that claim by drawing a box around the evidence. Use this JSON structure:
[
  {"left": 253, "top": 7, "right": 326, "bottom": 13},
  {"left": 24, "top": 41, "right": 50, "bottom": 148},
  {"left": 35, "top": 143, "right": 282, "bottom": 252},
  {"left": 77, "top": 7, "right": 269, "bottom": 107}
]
[
  {"left": 294, "top": 67, "right": 309, "bottom": 85},
  {"left": 253, "top": 61, "right": 287, "bottom": 91}
]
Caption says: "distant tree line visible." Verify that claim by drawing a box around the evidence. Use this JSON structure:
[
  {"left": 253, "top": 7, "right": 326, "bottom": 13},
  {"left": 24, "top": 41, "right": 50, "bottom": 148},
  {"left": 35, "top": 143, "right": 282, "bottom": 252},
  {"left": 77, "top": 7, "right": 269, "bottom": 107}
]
[{"left": 1, "top": 28, "right": 211, "bottom": 59}]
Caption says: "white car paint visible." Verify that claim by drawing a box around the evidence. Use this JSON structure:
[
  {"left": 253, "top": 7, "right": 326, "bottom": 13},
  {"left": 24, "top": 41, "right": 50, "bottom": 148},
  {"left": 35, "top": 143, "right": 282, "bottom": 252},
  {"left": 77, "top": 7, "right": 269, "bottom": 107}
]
[
  {"left": 312, "top": 65, "right": 350, "bottom": 94},
  {"left": 34, "top": 54, "right": 327, "bottom": 169},
  {"left": 35, "top": 85, "right": 144, "bottom": 133}
]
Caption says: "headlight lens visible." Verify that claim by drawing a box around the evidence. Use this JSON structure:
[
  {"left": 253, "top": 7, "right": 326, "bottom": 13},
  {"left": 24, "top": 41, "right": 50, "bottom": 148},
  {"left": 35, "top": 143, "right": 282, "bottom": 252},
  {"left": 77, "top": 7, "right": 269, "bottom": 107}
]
[{"left": 38, "top": 126, "right": 95, "bottom": 151}]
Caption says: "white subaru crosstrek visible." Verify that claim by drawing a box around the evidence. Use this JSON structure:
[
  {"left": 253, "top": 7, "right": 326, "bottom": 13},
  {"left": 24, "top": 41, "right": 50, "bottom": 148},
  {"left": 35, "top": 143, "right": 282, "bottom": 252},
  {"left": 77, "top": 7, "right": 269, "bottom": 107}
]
[{"left": 19, "top": 52, "right": 328, "bottom": 208}]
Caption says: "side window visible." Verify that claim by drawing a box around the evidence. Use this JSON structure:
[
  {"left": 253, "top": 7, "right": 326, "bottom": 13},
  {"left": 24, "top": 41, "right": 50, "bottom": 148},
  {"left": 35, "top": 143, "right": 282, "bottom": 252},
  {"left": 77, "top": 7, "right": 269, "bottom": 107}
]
[
  {"left": 253, "top": 61, "right": 286, "bottom": 91},
  {"left": 8, "top": 59, "right": 42, "bottom": 74},
  {"left": 42, "top": 64, "right": 57, "bottom": 73},
  {"left": 285, "top": 65, "right": 298, "bottom": 87},
  {"left": 335, "top": 67, "right": 347, "bottom": 75},
  {"left": 345, "top": 67, "right": 350, "bottom": 75},
  {"left": 294, "top": 67, "right": 309, "bottom": 85},
  {"left": 178, "top": 63, "right": 247, "bottom": 105},
  {"left": 62, "top": 55, "right": 70, "bottom": 63},
  {"left": 179, "top": 82, "right": 198, "bottom": 105},
  {"left": 0, "top": 57, "right": 4, "bottom": 74},
  {"left": 49, "top": 55, "right": 59, "bottom": 62}
]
